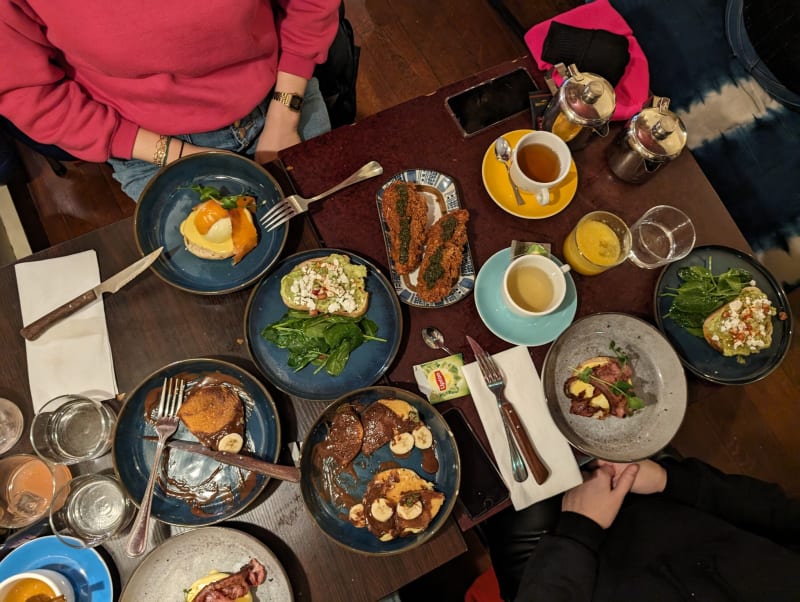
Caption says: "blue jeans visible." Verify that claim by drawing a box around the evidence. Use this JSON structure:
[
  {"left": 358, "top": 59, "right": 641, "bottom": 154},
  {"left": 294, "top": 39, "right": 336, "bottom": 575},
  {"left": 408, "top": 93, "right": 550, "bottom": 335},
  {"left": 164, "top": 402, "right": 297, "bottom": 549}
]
[{"left": 109, "top": 77, "right": 331, "bottom": 201}]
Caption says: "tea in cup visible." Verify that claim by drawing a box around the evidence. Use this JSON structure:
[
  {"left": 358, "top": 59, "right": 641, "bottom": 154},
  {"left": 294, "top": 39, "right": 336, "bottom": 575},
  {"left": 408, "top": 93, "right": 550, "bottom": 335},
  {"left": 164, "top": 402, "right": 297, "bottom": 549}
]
[
  {"left": 509, "top": 131, "right": 572, "bottom": 206},
  {"left": 502, "top": 254, "right": 571, "bottom": 317},
  {"left": 0, "top": 569, "right": 75, "bottom": 602}
]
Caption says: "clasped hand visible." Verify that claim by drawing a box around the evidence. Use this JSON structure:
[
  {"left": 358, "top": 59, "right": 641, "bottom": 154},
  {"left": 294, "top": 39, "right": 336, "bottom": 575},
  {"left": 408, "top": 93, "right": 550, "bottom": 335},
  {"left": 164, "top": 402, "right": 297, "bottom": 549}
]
[{"left": 562, "top": 459, "right": 667, "bottom": 529}]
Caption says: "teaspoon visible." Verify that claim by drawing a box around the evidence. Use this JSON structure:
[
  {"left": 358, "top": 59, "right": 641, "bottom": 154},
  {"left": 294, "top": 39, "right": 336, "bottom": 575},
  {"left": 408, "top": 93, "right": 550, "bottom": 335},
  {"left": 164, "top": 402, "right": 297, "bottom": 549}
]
[
  {"left": 493, "top": 137, "right": 526, "bottom": 206},
  {"left": 421, "top": 327, "right": 455, "bottom": 355}
]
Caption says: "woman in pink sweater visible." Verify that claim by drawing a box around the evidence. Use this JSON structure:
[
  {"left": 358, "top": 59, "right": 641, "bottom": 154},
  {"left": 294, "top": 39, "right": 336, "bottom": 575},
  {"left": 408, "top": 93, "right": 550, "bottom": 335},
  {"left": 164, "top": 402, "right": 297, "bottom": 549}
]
[{"left": 0, "top": 0, "right": 340, "bottom": 200}]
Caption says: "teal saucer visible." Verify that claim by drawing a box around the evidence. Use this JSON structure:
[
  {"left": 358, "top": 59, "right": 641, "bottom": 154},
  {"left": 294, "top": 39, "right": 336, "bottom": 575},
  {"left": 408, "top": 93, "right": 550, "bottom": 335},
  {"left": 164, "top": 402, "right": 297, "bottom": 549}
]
[{"left": 475, "top": 249, "right": 577, "bottom": 346}]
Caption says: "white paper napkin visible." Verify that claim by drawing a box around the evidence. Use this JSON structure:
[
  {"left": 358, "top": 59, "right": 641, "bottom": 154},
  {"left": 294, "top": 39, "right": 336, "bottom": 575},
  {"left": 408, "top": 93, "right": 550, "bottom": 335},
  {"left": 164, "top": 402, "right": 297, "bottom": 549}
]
[
  {"left": 15, "top": 250, "right": 118, "bottom": 412},
  {"left": 462, "top": 345, "right": 582, "bottom": 509}
]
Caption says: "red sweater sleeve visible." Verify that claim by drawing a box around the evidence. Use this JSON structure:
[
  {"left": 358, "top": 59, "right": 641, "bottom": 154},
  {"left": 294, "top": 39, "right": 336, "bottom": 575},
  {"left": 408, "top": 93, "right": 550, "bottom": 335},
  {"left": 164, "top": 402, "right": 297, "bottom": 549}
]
[
  {"left": 0, "top": 1, "right": 137, "bottom": 161},
  {"left": 274, "top": 0, "right": 341, "bottom": 79}
]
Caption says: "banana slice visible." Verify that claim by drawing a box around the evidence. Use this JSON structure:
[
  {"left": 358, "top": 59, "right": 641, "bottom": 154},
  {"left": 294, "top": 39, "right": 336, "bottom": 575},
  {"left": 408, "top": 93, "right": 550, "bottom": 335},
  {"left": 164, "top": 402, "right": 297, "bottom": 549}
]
[
  {"left": 379, "top": 532, "right": 395, "bottom": 542},
  {"left": 370, "top": 497, "right": 394, "bottom": 522},
  {"left": 348, "top": 503, "right": 366, "bottom": 528},
  {"left": 389, "top": 432, "right": 415, "bottom": 455},
  {"left": 217, "top": 433, "right": 244, "bottom": 453},
  {"left": 412, "top": 425, "right": 433, "bottom": 450},
  {"left": 397, "top": 498, "right": 423, "bottom": 521}
]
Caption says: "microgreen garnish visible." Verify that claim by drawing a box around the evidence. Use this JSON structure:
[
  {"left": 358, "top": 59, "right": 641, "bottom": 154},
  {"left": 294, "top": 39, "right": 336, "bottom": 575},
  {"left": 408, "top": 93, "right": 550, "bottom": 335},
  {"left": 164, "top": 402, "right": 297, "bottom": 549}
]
[{"left": 574, "top": 342, "right": 644, "bottom": 411}]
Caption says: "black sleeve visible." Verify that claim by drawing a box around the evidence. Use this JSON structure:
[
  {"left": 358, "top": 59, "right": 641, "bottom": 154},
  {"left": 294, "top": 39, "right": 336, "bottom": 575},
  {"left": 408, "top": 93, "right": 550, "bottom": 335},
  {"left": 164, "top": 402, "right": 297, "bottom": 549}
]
[
  {"left": 514, "top": 511, "right": 603, "bottom": 602},
  {"left": 660, "top": 457, "right": 800, "bottom": 547}
]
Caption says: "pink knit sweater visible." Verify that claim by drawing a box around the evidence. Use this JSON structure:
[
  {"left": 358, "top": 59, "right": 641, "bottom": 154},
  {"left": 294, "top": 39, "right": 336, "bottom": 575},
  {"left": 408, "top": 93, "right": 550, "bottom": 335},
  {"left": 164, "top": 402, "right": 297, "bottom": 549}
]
[{"left": 0, "top": 0, "right": 339, "bottom": 161}]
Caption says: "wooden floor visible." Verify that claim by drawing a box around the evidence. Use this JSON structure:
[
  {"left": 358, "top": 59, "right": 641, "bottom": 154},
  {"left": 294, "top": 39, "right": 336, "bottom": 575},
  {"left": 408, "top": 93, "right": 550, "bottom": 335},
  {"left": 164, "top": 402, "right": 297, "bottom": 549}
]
[{"left": 7, "top": 1, "right": 799, "bottom": 599}]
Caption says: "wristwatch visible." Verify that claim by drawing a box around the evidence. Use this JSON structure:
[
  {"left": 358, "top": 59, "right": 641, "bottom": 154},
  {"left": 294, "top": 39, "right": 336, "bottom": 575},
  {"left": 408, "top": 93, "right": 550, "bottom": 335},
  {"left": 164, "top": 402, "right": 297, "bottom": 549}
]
[{"left": 272, "top": 91, "right": 305, "bottom": 112}]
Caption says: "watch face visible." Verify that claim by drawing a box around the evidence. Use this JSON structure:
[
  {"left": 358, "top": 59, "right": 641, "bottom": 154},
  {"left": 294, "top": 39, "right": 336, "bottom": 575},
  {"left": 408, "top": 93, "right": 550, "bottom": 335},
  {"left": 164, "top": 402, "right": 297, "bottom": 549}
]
[{"left": 289, "top": 95, "right": 304, "bottom": 111}]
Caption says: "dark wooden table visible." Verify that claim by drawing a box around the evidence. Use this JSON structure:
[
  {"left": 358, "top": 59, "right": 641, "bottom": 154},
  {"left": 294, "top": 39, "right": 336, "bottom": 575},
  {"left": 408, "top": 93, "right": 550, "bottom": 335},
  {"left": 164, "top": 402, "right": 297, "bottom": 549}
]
[
  {"left": 0, "top": 176, "right": 466, "bottom": 599},
  {"left": 1, "top": 56, "right": 785, "bottom": 600},
  {"left": 277, "top": 58, "right": 759, "bottom": 526}
]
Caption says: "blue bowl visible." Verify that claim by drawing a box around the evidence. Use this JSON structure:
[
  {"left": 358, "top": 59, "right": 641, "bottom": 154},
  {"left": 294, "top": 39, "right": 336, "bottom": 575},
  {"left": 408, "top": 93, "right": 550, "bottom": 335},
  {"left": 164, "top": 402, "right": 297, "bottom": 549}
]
[
  {"left": 134, "top": 151, "right": 287, "bottom": 294},
  {"left": 112, "top": 358, "right": 280, "bottom": 527},
  {"left": 244, "top": 248, "right": 403, "bottom": 401},
  {"left": 300, "top": 386, "right": 461, "bottom": 556}
]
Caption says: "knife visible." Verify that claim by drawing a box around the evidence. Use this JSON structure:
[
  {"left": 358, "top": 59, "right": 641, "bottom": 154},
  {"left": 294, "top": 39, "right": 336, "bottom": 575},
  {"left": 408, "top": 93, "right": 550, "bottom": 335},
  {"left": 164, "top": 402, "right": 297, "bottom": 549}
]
[
  {"left": 467, "top": 336, "right": 550, "bottom": 485},
  {"left": 19, "top": 247, "right": 163, "bottom": 341},
  {"left": 144, "top": 437, "right": 301, "bottom": 483}
]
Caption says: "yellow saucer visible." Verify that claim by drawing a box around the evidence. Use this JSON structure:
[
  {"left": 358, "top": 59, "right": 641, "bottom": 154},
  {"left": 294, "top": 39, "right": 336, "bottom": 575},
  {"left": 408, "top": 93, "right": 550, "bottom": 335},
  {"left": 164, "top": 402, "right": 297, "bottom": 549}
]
[{"left": 481, "top": 129, "right": 578, "bottom": 219}]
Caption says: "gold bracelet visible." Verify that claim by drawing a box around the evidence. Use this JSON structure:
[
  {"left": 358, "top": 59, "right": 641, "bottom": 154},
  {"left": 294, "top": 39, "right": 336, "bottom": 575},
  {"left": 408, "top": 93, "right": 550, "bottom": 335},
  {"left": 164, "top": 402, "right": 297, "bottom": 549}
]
[{"left": 153, "top": 135, "right": 170, "bottom": 167}]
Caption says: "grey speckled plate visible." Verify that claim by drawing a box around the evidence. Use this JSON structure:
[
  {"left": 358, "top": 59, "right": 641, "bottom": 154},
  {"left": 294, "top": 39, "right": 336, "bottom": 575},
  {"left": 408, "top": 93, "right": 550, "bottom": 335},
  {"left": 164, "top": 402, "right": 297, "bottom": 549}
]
[
  {"left": 119, "top": 526, "right": 292, "bottom": 601},
  {"left": 541, "top": 313, "right": 687, "bottom": 462}
]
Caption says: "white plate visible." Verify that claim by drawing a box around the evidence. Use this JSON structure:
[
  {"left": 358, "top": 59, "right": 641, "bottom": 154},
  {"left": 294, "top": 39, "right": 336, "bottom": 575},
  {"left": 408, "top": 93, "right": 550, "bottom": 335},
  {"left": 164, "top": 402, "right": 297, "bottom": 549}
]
[
  {"left": 376, "top": 169, "right": 475, "bottom": 307},
  {"left": 120, "top": 526, "right": 292, "bottom": 601}
]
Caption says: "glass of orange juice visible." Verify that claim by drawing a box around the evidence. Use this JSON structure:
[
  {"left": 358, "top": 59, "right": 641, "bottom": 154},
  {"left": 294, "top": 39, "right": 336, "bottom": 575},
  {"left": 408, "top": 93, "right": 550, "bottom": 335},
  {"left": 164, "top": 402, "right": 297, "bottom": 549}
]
[
  {"left": 563, "top": 211, "right": 631, "bottom": 275},
  {"left": 0, "top": 454, "right": 71, "bottom": 529}
]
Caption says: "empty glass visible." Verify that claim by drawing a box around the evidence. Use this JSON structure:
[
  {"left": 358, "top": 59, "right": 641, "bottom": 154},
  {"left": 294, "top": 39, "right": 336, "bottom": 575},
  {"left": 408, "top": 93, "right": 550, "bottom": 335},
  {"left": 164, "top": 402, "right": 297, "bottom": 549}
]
[
  {"left": 49, "top": 473, "right": 134, "bottom": 548},
  {"left": 628, "top": 205, "right": 695, "bottom": 268},
  {"left": 30, "top": 395, "right": 116, "bottom": 465}
]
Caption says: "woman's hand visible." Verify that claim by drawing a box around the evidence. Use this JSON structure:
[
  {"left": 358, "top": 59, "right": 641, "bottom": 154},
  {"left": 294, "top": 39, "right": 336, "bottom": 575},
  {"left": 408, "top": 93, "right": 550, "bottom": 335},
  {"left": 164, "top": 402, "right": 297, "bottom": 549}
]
[
  {"left": 596, "top": 459, "right": 667, "bottom": 494},
  {"left": 562, "top": 463, "right": 639, "bottom": 529}
]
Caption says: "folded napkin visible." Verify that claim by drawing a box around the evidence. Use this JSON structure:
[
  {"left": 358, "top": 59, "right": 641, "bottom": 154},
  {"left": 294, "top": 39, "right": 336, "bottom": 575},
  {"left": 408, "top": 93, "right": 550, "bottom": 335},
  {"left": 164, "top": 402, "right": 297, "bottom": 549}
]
[
  {"left": 15, "top": 250, "right": 118, "bottom": 412},
  {"left": 462, "top": 346, "right": 582, "bottom": 510}
]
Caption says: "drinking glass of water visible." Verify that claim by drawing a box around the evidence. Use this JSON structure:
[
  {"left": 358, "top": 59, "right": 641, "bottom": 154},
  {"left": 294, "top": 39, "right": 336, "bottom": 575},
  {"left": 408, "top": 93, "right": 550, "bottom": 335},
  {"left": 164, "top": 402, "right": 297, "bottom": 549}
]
[
  {"left": 49, "top": 473, "right": 134, "bottom": 548},
  {"left": 30, "top": 395, "right": 116, "bottom": 465},
  {"left": 628, "top": 205, "right": 695, "bottom": 269}
]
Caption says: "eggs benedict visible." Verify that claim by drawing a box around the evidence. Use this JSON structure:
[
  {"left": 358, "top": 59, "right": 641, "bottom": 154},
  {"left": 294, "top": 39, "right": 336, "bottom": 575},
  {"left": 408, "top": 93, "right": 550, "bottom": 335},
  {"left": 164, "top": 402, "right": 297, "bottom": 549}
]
[{"left": 180, "top": 196, "right": 258, "bottom": 264}]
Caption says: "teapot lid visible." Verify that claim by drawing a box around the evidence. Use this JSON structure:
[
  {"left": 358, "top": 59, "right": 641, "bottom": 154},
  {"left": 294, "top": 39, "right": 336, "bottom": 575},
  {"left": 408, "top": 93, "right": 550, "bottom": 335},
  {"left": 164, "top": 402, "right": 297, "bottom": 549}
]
[
  {"left": 556, "top": 64, "right": 616, "bottom": 126},
  {"left": 628, "top": 96, "right": 688, "bottom": 160}
]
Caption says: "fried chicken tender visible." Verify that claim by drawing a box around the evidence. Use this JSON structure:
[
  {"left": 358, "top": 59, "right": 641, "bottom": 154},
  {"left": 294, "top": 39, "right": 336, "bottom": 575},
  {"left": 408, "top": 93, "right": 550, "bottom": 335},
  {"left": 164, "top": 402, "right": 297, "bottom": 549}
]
[
  {"left": 415, "top": 210, "right": 469, "bottom": 303},
  {"left": 381, "top": 181, "right": 428, "bottom": 274}
]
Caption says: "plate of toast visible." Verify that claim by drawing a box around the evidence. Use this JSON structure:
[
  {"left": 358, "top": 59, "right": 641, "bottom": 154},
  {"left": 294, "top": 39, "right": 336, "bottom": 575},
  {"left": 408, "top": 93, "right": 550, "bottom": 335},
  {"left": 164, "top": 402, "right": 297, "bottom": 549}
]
[
  {"left": 376, "top": 169, "right": 475, "bottom": 307},
  {"left": 654, "top": 245, "right": 793, "bottom": 385}
]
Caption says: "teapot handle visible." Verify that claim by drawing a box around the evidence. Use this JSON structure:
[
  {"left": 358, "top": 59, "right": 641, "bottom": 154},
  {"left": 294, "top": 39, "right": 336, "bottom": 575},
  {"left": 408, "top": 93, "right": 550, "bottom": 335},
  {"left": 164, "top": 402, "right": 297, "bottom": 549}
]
[{"left": 593, "top": 123, "right": 611, "bottom": 138}]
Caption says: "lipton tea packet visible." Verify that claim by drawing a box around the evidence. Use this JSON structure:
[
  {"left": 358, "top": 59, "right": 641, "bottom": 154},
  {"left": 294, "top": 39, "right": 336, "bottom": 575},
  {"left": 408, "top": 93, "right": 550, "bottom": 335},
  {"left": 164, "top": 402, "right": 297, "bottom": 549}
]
[
  {"left": 510, "top": 241, "right": 552, "bottom": 261},
  {"left": 413, "top": 354, "right": 470, "bottom": 403}
]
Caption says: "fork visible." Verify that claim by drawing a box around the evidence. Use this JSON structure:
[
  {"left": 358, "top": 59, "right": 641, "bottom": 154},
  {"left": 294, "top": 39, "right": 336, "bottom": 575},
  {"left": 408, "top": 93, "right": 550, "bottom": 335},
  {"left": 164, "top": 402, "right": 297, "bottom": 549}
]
[
  {"left": 261, "top": 160, "right": 384, "bottom": 231},
  {"left": 466, "top": 336, "right": 550, "bottom": 485},
  {"left": 125, "top": 377, "right": 185, "bottom": 557}
]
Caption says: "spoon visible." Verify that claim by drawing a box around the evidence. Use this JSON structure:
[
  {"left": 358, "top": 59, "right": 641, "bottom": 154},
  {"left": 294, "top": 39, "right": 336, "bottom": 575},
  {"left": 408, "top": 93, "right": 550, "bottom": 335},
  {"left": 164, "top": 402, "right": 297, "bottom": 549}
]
[
  {"left": 422, "top": 327, "right": 455, "bottom": 355},
  {"left": 493, "top": 137, "right": 526, "bottom": 206}
]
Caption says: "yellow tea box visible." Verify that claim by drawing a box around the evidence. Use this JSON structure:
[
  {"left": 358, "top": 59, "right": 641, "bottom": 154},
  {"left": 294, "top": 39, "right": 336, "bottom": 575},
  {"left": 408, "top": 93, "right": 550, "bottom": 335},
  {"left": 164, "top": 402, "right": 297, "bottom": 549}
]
[{"left": 413, "top": 354, "right": 470, "bottom": 403}]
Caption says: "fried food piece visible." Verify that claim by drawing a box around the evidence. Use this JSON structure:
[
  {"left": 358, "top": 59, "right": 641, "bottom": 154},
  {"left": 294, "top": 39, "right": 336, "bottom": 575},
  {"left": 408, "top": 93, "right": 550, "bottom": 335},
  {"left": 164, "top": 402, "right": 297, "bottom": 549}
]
[
  {"left": 415, "top": 242, "right": 464, "bottom": 303},
  {"left": 414, "top": 210, "right": 469, "bottom": 303},
  {"left": 381, "top": 181, "right": 428, "bottom": 274},
  {"left": 424, "top": 209, "right": 469, "bottom": 249},
  {"left": 178, "top": 384, "right": 245, "bottom": 452}
]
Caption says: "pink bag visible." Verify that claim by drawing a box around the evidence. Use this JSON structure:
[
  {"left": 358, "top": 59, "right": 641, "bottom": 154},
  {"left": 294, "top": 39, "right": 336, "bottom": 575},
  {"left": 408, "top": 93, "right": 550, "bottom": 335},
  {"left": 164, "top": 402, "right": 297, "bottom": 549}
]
[{"left": 524, "top": 0, "right": 650, "bottom": 120}]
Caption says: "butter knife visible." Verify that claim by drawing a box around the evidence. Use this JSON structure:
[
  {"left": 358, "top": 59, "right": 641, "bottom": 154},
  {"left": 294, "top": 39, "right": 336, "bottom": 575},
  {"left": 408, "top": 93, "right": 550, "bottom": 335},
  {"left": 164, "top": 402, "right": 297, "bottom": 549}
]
[
  {"left": 19, "top": 247, "right": 163, "bottom": 341},
  {"left": 467, "top": 336, "right": 550, "bottom": 485},
  {"left": 144, "top": 437, "right": 301, "bottom": 483}
]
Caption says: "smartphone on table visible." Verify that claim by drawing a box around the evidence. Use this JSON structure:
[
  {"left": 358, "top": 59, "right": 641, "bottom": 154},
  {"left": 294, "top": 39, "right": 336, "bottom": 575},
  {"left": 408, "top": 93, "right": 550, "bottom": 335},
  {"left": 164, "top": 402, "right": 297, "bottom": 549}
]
[
  {"left": 443, "top": 407, "right": 510, "bottom": 520},
  {"left": 445, "top": 67, "right": 539, "bottom": 137}
]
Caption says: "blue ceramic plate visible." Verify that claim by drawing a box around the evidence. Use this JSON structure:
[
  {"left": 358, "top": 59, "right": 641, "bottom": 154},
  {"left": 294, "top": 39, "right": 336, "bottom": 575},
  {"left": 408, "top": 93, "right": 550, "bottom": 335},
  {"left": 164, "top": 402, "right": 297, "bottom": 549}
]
[
  {"left": 112, "top": 358, "right": 280, "bottom": 527},
  {"left": 376, "top": 169, "right": 475, "bottom": 307},
  {"left": 654, "top": 245, "right": 793, "bottom": 385},
  {"left": 244, "top": 249, "right": 403, "bottom": 401},
  {"left": 134, "top": 151, "right": 287, "bottom": 294},
  {"left": 0, "top": 535, "right": 113, "bottom": 601},
  {"left": 300, "top": 386, "right": 460, "bottom": 556},
  {"left": 475, "top": 248, "right": 578, "bottom": 346}
]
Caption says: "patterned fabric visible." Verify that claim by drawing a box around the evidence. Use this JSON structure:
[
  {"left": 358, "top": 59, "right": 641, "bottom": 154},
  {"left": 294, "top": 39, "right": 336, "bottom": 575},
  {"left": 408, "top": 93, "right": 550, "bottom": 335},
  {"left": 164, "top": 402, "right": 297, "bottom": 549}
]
[{"left": 609, "top": 0, "right": 800, "bottom": 290}]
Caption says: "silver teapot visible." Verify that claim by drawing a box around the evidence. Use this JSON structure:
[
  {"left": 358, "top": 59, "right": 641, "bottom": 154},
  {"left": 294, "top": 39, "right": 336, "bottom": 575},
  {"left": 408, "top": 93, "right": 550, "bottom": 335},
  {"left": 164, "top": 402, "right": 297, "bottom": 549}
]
[
  {"left": 607, "top": 96, "right": 688, "bottom": 184},
  {"left": 541, "top": 63, "right": 616, "bottom": 150}
]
